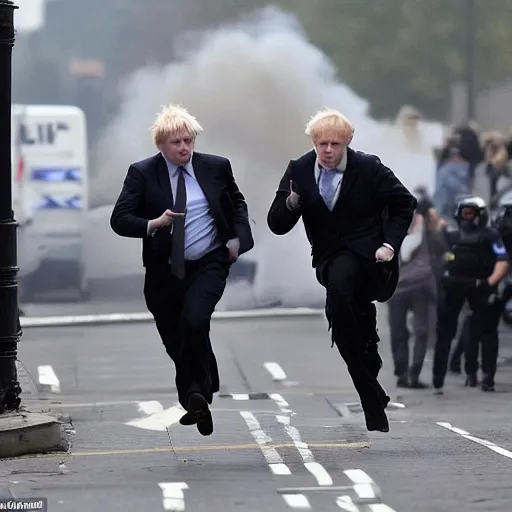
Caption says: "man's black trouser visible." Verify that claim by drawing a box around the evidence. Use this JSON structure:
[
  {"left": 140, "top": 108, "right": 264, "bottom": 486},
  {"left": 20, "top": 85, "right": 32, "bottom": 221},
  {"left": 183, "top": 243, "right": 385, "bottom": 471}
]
[
  {"left": 433, "top": 284, "right": 501, "bottom": 388},
  {"left": 317, "top": 251, "right": 388, "bottom": 410},
  {"left": 388, "top": 286, "right": 431, "bottom": 381},
  {"left": 144, "top": 246, "right": 230, "bottom": 409}
]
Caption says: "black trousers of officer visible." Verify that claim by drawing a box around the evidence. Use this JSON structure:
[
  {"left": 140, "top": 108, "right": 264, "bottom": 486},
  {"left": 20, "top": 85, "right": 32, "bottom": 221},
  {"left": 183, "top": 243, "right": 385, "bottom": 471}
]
[
  {"left": 433, "top": 285, "right": 500, "bottom": 387},
  {"left": 317, "top": 251, "right": 389, "bottom": 411},
  {"left": 143, "top": 246, "right": 230, "bottom": 409}
]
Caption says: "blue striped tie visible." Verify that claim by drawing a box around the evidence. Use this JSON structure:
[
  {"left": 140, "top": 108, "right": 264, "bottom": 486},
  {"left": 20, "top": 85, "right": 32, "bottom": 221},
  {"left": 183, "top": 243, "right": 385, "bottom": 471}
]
[{"left": 319, "top": 168, "right": 339, "bottom": 210}]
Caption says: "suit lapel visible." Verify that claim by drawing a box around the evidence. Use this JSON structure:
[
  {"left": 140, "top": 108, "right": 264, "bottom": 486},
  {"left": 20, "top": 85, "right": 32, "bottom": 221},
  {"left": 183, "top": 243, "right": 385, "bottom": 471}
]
[
  {"left": 191, "top": 153, "right": 218, "bottom": 211},
  {"left": 156, "top": 153, "right": 174, "bottom": 209},
  {"left": 333, "top": 148, "right": 357, "bottom": 205}
]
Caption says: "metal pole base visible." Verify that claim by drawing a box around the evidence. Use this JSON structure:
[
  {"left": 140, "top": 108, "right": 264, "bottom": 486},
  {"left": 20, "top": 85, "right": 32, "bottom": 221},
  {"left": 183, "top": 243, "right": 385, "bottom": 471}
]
[{"left": 0, "top": 218, "right": 21, "bottom": 413}]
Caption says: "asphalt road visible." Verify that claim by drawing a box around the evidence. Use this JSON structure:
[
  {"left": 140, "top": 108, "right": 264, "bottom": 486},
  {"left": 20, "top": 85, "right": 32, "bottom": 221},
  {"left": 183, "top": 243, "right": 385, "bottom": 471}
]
[{"left": 2, "top": 308, "right": 512, "bottom": 512}]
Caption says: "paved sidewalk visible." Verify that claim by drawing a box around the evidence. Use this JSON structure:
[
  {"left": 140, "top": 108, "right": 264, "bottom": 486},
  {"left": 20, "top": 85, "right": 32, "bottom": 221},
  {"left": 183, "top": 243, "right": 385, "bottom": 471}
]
[{"left": 0, "top": 362, "right": 66, "bottom": 459}]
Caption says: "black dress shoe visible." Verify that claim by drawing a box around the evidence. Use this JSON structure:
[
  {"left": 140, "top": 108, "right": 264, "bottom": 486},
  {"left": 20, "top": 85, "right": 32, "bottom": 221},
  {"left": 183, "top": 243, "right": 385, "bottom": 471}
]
[
  {"left": 465, "top": 374, "right": 478, "bottom": 387},
  {"left": 362, "top": 400, "right": 389, "bottom": 433},
  {"left": 409, "top": 379, "right": 429, "bottom": 389},
  {"left": 179, "top": 392, "right": 211, "bottom": 426},
  {"left": 481, "top": 374, "right": 495, "bottom": 392},
  {"left": 197, "top": 412, "right": 214, "bottom": 436},
  {"left": 396, "top": 377, "right": 409, "bottom": 388},
  {"left": 364, "top": 407, "right": 389, "bottom": 433}
]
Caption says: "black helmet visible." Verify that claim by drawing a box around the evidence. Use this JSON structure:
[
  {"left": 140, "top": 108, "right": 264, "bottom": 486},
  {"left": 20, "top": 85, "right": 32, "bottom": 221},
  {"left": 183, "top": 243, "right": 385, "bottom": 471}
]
[
  {"left": 494, "top": 199, "right": 512, "bottom": 231},
  {"left": 454, "top": 196, "right": 489, "bottom": 228}
]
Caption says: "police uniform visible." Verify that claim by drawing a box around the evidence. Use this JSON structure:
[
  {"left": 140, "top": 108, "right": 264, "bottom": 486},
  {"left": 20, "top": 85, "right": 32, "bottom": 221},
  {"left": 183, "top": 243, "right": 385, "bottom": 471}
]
[
  {"left": 494, "top": 202, "right": 512, "bottom": 255},
  {"left": 433, "top": 198, "right": 508, "bottom": 392},
  {"left": 450, "top": 202, "right": 512, "bottom": 374}
]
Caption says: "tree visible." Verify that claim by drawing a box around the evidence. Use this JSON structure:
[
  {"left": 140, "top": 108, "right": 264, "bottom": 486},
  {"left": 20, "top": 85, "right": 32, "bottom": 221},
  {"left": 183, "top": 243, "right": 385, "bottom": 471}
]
[{"left": 275, "top": 0, "right": 512, "bottom": 121}]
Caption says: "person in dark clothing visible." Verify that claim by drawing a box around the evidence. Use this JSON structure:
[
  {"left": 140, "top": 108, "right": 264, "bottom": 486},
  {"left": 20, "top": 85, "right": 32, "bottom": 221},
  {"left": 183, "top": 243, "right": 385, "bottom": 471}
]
[
  {"left": 388, "top": 209, "right": 437, "bottom": 388},
  {"left": 453, "top": 125, "right": 484, "bottom": 185},
  {"left": 433, "top": 197, "right": 509, "bottom": 393},
  {"left": 110, "top": 104, "right": 254, "bottom": 436},
  {"left": 267, "top": 108, "right": 416, "bottom": 432}
]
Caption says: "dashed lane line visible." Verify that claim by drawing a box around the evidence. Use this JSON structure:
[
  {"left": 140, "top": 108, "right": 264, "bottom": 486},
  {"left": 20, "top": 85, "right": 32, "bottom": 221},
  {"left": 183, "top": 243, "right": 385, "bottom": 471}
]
[{"left": 437, "top": 422, "right": 512, "bottom": 460}]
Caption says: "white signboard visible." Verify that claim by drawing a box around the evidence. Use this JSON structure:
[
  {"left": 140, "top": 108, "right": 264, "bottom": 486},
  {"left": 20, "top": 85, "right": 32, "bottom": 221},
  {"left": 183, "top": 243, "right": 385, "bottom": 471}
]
[{"left": 14, "top": 0, "right": 46, "bottom": 33}]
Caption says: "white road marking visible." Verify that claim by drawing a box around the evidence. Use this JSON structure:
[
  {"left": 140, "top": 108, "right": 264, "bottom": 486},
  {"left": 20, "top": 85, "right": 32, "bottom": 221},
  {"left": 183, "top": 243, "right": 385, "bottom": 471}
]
[
  {"left": 304, "top": 462, "right": 333, "bottom": 486},
  {"left": 270, "top": 393, "right": 293, "bottom": 414},
  {"left": 239, "top": 411, "right": 291, "bottom": 474},
  {"left": 343, "top": 469, "right": 374, "bottom": 484},
  {"left": 231, "top": 393, "right": 250, "bottom": 400},
  {"left": 158, "top": 482, "right": 188, "bottom": 511},
  {"left": 37, "top": 365, "right": 60, "bottom": 393},
  {"left": 277, "top": 415, "right": 315, "bottom": 463},
  {"left": 272, "top": 393, "right": 334, "bottom": 486},
  {"left": 136, "top": 400, "right": 164, "bottom": 415},
  {"left": 437, "top": 422, "right": 512, "bottom": 459},
  {"left": 124, "top": 403, "right": 184, "bottom": 431},
  {"left": 336, "top": 495, "right": 359, "bottom": 512},
  {"left": 344, "top": 469, "right": 382, "bottom": 501},
  {"left": 264, "top": 362, "right": 287, "bottom": 381},
  {"left": 354, "top": 483, "right": 377, "bottom": 499},
  {"left": 282, "top": 494, "right": 312, "bottom": 509},
  {"left": 270, "top": 463, "right": 293, "bottom": 476},
  {"left": 368, "top": 505, "right": 397, "bottom": 512}
]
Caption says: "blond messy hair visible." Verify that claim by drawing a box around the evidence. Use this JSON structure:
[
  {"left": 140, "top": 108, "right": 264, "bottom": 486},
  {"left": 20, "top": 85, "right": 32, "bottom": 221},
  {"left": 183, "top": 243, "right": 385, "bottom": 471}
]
[
  {"left": 305, "top": 108, "right": 355, "bottom": 142},
  {"left": 150, "top": 104, "right": 204, "bottom": 146}
]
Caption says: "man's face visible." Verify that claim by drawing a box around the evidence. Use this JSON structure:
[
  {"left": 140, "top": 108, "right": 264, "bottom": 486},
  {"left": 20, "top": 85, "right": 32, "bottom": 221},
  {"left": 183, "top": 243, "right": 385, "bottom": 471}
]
[
  {"left": 461, "top": 207, "right": 476, "bottom": 221},
  {"left": 159, "top": 131, "right": 195, "bottom": 165},
  {"left": 313, "top": 129, "right": 349, "bottom": 169}
]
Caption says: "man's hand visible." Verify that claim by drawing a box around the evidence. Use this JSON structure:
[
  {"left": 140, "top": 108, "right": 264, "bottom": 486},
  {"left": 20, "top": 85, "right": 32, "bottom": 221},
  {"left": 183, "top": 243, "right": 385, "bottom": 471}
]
[
  {"left": 375, "top": 245, "right": 394, "bottom": 262},
  {"left": 147, "top": 209, "right": 184, "bottom": 236},
  {"left": 226, "top": 238, "right": 240, "bottom": 263},
  {"left": 286, "top": 180, "right": 301, "bottom": 210}
]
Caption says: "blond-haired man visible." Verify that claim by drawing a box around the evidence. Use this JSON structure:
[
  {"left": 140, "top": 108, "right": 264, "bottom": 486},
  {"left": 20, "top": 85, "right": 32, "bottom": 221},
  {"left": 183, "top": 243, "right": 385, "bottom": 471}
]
[
  {"left": 111, "top": 104, "right": 254, "bottom": 436},
  {"left": 268, "top": 108, "right": 416, "bottom": 432}
]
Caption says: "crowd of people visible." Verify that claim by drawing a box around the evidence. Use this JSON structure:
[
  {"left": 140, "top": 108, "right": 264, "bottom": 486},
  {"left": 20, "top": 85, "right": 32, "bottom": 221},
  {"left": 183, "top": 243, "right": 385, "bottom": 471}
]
[{"left": 388, "top": 122, "right": 512, "bottom": 394}]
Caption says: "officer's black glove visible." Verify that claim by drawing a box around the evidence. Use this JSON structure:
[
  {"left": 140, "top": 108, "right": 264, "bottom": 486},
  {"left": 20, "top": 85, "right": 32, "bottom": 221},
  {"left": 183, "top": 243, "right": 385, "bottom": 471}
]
[{"left": 475, "top": 279, "right": 491, "bottom": 290}]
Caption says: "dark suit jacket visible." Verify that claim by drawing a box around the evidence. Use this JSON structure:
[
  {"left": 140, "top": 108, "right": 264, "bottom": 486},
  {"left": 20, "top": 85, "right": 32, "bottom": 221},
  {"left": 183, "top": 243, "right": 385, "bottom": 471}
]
[
  {"left": 110, "top": 152, "right": 254, "bottom": 270},
  {"left": 267, "top": 148, "right": 417, "bottom": 302}
]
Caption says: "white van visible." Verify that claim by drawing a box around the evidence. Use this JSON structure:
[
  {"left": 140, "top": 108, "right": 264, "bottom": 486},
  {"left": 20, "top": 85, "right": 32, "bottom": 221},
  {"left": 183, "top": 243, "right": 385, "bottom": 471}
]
[{"left": 12, "top": 104, "right": 89, "bottom": 301}]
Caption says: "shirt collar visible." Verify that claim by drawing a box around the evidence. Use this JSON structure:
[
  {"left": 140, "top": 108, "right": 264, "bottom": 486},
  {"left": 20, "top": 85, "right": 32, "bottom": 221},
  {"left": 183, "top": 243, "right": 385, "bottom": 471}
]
[
  {"left": 317, "top": 150, "right": 348, "bottom": 173},
  {"left": 162, "top": 153, "right": 195, "bottom": 178}
]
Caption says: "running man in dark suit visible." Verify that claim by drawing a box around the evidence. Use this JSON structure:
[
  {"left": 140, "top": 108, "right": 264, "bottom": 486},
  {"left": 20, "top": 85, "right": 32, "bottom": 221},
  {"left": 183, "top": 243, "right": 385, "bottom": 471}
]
[
  {"left": 267, "top": 108, "right": 416, "bottom": 432},
  {"left": 111, "top": 104, "right": 254, "bottom": 436}
]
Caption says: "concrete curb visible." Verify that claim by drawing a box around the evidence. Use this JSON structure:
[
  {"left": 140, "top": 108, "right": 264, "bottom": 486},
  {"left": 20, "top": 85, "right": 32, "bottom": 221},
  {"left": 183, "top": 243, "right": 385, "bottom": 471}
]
[
  {"left": 20, "top": 307, "right": 325, "bottom": 328},
  {"left": 0, "top": 412, "right": 63, "bottom": 459}
]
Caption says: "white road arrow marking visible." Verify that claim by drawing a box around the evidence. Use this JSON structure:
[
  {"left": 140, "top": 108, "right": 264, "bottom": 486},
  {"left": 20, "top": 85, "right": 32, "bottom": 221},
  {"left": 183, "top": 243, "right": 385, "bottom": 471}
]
[
  {"left": 124, "top": 401, "right": 185, "bottom": 431},
  {"left": 37, "top": 365, "right": 60, "bottom": 393},
  {"left": 158, "top": 482, "right": 189, "bottom": 511}
]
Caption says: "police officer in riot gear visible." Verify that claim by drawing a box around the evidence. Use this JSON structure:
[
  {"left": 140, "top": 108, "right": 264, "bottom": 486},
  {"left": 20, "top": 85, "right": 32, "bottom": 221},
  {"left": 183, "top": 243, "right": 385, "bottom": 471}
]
[
  {"left": 493, "top": 201, "right": 512, "bottom": 255},
  {"left": 433, "top": 197, "right": 509, "bottom": 393},
  {"left": 492, "top": 200, "right": 512, "bottom": 316}
]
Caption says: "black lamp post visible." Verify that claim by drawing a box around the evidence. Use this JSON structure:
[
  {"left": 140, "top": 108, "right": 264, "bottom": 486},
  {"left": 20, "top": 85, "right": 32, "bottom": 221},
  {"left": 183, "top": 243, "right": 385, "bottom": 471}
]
[
  {"left": 465, "top": 0, "right": 477, "bottom": 123},
  {"left": 0, "top": 0, "right": 21, "bottom": 414}
]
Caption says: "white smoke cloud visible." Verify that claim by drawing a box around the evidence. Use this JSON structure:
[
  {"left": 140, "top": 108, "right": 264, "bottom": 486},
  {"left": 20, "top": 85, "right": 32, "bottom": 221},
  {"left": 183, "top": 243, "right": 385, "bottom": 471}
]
[{"left": 89, "top": 6, "right": 444, "bottom": 307}]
